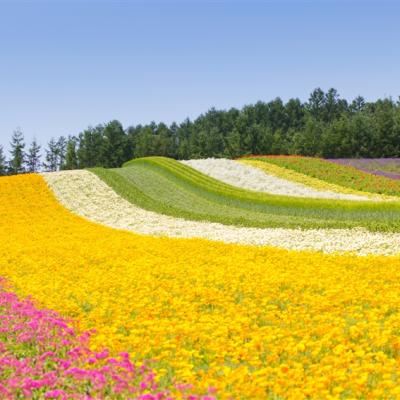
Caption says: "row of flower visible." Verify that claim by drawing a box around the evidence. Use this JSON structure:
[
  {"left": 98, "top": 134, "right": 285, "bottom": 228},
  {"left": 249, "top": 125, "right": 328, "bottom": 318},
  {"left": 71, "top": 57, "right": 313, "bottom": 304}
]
[
  {"left": 182, "top": 158, "right": 371, "bottom": 200},
  {"left": 238, "top": 158, "right": 391, "bottom": 200},
  {"left": 42, "top": 169, "right": 400, "bottom": 255},
  {"left": 2, "top": 173, "right": 400, "bottom": 398},
  {"left": 247, "top": 155, "right": 400, "bottom": 196},
  {"left": 329, "top": 158, "right": 400, "bottom": 180}
]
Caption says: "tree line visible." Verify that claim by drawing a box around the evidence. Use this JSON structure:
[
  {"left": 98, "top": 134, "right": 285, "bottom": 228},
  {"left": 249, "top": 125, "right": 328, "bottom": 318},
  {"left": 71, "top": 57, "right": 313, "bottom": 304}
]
[{"left": 1, "top": 87, "right": 400, "bottom": 175}]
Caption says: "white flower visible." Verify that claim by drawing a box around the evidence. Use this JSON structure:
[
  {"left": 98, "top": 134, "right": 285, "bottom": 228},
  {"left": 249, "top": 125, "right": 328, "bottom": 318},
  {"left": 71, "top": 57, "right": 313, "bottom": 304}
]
[{"left": 181, "top": 158, "right": 369, "bottom": 201}]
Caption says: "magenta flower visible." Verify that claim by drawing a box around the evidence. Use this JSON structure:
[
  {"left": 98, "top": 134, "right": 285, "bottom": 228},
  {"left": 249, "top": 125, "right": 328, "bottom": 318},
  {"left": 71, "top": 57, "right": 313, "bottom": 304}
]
[{"left": 0, "top": 278, "right": 216, "bottom": 399}]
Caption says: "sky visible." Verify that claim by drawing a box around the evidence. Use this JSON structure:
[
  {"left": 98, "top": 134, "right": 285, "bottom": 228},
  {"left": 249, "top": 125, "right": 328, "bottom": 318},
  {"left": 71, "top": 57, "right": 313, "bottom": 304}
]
[{"left": 1, "top": 0, "right": 400, "bottom": 151}]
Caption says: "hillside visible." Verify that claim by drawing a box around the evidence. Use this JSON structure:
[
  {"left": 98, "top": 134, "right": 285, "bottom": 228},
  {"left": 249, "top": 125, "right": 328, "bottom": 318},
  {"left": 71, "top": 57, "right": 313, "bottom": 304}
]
[
  {"left": 245, "top": 156, "right": 400, "bottom": 196},
  {"left": 2, "top": 167, "right": 400, "bottom": 398},
  {"left": 85, "top": 157, "right": 400, "bottom": 232}
]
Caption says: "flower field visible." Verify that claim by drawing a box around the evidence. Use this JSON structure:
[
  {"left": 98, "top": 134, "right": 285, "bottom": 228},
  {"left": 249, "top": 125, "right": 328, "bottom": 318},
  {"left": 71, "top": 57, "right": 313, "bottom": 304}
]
[
  {"left": 329, "top": 158, "right": 400, "bottom": 180},
  {"left": 43, "top": 169, "right": 400, "bottom": 255},
  {"left": 238, "top": 159, "right": 390, "bottom": 201},
  {"left": 2, "top": 157, "right": 400, "bottom": 399},
  {"left": 0, "top": 279, "right": 182, "bottom": 400},
  {"left": 245, "top": 155, "right": 400, "bottom": 196},
  {"left": 92, "top": 157, "right": 400, "bottom": 232},
  {"left": 181, "top": 158, "right": 369, "bottom": 200}
]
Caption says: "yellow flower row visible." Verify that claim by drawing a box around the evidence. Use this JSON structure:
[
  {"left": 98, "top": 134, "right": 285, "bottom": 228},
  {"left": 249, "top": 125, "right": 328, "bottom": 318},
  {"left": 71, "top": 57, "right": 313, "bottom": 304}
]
[{"left": 1, "top": 174, "right": 400, "bottom": 399}]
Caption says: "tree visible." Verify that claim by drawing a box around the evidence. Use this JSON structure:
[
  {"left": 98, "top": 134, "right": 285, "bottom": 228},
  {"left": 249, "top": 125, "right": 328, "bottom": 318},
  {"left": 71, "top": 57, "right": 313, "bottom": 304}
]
[
  {"left": 77, "top": 126, "right": 104, "bottom": 168},
  {"left": 9, "top": 128, "right": 26, "bottom": 175},
  {"left": 0, "top": 145, "right": 6, "bottom": 175},
  {"left": 134, "top": 126, "right": 154, "bottom": 158},
  {"left": 63, "top": 137, "right": 79, "bottom": 170},
  {"left": 306, "top": 88, "right": 325, "bottom": 120},
  {"left": 350, "top": 96, "right": 366, "bottom": 113},
  {"left": 266, "top": 98, "right": 287, "bottom": 132},
  {"left": 324, "top": 88, "right": 340, "bottom": 122},
  {"left": 26, "top": 139, "right": 41, "bottom": 172},
  {"left": 176, "top": 119, "right": 193, "bottom": 159},
  {"left": 5, "top": 88, "right": 400, "bottom": 164},
  {"left": 43, "top": 138, "right": 59, "bottom": 172},
  {"left": 259, "top": 127, "right": 274, "bottom": 154},
  {"left": 291, "top": 117, "right": 323, "bottom": 156},
  {"left": 373, "top": 98, "right": 398, "bottom": 157},
  {"left": 225, "top": 129, "right": 242, "bottom": 158},
  {"left": 100, "top": 120, "right": 128, "bottom": 167},
  {"left": 57, "top": 136, "right": 68, "bottom": 170},
  {"left": 320, "top": 115, "right": 351, "bottom": 157},
  {"left": 154, "top": 123, "right": 174, "bottom": 157},
  {"left": 285, "top": 98, "right": 305, "bottom": 131}
]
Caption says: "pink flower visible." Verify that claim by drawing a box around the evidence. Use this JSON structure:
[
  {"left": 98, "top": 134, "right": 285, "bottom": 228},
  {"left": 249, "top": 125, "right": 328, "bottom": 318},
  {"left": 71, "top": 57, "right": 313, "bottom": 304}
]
[
  {"left": 0, "top": 280, "right": 209, "bottom": 399},
  {"left": 44, "top": 389, "right": 67, "bottom": 399},
  {"left": 95, "top": 349, "right": 109, "bottom": 360}
]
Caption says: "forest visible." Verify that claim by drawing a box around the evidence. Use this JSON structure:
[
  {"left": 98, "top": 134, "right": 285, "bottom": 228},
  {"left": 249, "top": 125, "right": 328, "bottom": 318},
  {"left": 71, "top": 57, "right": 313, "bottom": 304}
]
[{"left": 1, "top": 87, "right": 400, "bottom": 175}]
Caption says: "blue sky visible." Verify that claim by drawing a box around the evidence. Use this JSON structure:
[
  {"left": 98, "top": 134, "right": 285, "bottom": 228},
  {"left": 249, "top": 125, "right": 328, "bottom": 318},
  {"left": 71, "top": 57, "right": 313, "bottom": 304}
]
[{"left": 1, "top": 0, "right": 399, "bottom": 151}]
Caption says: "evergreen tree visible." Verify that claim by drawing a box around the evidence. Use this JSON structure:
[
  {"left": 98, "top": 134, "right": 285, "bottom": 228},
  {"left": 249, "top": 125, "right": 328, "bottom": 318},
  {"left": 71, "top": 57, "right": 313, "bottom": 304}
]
[
  {"left": 271, "top": 130, "right": 287, "bottom": 155},
  {"left": 285, "top": 98, "right": 305, "bottom": 131},
  {"left": 26, "top": 139, "right": 41, "bottom": 172},
  {"left": 63, "top": 137, "right": 79, "bottom": 170},
  {"left": 350, "top": 96, "right": 366, "bottom": 113},
  {"left": 100, "top": 120, "right": 128, "bottom": 167},
  {"left": 176, "top": 119, "right": 193, "bottom": 159},
  {"left": 259, "top": 127, "right": 274, "bottom": 154},
  {"left": 373, "top": 99, "right": 397, "bottom": 157},
  {"left": 126, "top": 125, "right": 142, "bottom": 160},
  {"left": 154, "top": 123, "right": 173, "bottom": 157},
  {"left": 57, "top": 136, "right": 68, "bottom": 170},
  {"left": 324, "top": 88, "right": 340, "bottom": 122},
  {"left": 306, "top": 88, "right": 325, "bottom": 120},
  {"left": 169, "top": 122, "right": 179, "bottom": 158},
  {"left": 225, "top": 129, "right": 242, "bottom": 158},
  {"left": 77, "top": 126, "right": 104, "bottom": 168},
  {"left": 43, "top": 138, "right": 59, "bottom": 172},
  {"left": 0, "top": 145, "right": 6, "bottom": 175},
  {"left": 9, "top": 128, "right": 26, "bottom": 175},
  {"left": 5, "top": 88, "right": 400, "bottom": 164},
  {"left": 134, "top": 127, "right": 154, "bottom": 158}
]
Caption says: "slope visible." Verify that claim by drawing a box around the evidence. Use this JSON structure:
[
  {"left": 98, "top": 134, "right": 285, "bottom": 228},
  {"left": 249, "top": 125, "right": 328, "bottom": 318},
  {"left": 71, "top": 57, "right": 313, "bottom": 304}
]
[
  {"left": 182, "top": 158, "right": 372, "bottom": 200},
  {"left": 245, "top": 155, "right": 400, "bottom": 196},
  {"left": 42, "top": 169, "right": 400, "bottom": 255},
  {"left": 91, "top": 157, "right": 400, "bottom": 232}
]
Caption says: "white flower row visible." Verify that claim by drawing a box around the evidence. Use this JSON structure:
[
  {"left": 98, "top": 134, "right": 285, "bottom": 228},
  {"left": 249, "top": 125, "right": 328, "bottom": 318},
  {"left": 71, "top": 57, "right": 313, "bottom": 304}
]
[
  {"left": 42, "top": 170, "right": 400, "bottom": 256},
  {"left": 181, "top": 158, "right": 369, "bottom": 201}
]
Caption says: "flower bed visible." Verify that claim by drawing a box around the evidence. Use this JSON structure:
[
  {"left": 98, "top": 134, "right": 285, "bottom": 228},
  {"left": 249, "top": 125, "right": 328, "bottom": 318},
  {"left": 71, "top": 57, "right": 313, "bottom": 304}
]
[
  {"left": 182, "top": 158, "right": 369, "bottom": 200},
  {"left": 3, "top": 173, "right": 400, "bottom": 399},
  {"left": 0, "top": 279, "right": 210, "bottom": 400},
  {"left": 42, "top": 170, "right": 400, "bottom": 255},
  {"left": 329, "top": 158, "right": 400, "bottom": 180},
  {"left": 246, "top": 155, "right": 400, "bottom": 196}
]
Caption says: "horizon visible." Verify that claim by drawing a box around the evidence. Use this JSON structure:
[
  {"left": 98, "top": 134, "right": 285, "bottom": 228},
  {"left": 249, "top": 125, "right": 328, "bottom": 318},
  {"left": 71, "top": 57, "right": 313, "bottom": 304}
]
[{"left": 1, "top": 0, "right": 400, "bottom": 151}]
